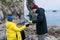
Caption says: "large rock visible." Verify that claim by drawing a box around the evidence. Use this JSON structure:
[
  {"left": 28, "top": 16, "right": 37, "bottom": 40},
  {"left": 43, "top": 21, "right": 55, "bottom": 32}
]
[
  {"left": 0, "top": 0, "right": 24, "bottom": 19},
  {"left": 0, "top": 10, "right": 4, "bottom": 20}
]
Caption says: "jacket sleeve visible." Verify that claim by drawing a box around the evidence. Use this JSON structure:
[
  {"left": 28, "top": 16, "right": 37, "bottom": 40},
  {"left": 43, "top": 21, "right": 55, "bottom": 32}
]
[
  {"left": 32, "top": 9, "right": 45, "bottom": 23},
  {"left": 11, "top": 24, "right": 27, "bottom": 32}
]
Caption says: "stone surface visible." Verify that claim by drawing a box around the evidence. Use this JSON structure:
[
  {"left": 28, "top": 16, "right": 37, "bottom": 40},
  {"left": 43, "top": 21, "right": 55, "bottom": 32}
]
[
  {"left": 0, "top": 20, "right": 60, "bottom": 40},
  {"left": 0, "top": 0, "right": 24, "bottom": 20}
]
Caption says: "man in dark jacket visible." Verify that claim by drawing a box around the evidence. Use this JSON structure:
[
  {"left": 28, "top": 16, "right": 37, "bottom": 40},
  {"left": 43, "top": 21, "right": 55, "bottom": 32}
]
[{"left": 28, "top": 4, "right": 48, "bottom": 40}]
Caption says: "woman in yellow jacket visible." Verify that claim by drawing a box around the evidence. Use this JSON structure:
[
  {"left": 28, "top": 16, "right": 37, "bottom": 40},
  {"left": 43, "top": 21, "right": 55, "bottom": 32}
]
[{"left": 6, "top": 16, "right": 30, "bottom": 40}]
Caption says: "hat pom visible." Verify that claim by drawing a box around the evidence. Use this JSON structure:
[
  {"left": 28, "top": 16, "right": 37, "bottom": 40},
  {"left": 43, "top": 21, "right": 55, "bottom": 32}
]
[{"left": 7, "top": 16, "right": 13, "bottom": 21}]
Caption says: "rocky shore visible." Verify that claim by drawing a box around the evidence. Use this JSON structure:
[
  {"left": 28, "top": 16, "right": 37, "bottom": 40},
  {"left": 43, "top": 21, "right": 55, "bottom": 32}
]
[{"left": 0, "top": 23, "right": 60, "bottom": 40}]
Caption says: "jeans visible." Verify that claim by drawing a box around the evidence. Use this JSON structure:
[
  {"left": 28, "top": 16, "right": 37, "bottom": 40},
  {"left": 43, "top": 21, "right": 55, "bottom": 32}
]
[{"left": 38, "top": 34, "right": 46, "bottom": 40}]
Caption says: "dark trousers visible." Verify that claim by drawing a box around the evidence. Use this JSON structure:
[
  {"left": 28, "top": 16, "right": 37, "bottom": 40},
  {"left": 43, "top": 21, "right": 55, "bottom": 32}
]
[{"left": 21, "top": 31, "right": 26, "bottom": 40}]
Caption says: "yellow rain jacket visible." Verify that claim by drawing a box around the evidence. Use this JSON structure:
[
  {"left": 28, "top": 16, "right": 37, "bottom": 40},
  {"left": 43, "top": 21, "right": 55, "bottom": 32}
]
[{"left": 6, "top": 21, "right": 27, "bottom": 40}]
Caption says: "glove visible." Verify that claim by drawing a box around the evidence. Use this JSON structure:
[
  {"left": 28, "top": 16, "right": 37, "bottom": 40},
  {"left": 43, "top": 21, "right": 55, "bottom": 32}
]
[
  {"left": 26, "top": 24, "right": 30, "bottom": 27},
  {"left": 25, "top": 22, "right": 30, "bottom": 27}
]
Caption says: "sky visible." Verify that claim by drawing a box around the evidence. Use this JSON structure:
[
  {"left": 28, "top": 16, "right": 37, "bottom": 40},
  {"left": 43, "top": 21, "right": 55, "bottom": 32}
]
[
  {"left": 24, "top": 0, "right": 60, "bottom": 10},
  {"left": 35, "top": 0, "right": 60, "bottom": 10}
]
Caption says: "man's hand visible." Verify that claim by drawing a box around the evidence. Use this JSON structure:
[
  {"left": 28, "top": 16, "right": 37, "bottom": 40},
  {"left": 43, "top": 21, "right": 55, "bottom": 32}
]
[{"left": 28, "top": 20, "right": 33, "bottom": 24}]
